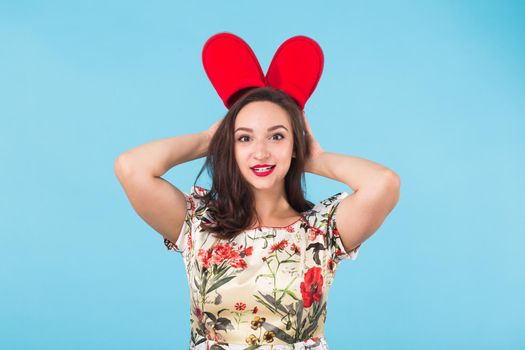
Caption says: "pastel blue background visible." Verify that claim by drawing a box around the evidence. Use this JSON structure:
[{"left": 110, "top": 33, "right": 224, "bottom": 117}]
[{"left": 1, "top": 1, "right": 524, "bottom": 349}]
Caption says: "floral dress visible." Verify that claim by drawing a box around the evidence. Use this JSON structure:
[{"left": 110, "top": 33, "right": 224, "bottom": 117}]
[{"left": 164, "top": 185, "right": 362, "bottom": 350}]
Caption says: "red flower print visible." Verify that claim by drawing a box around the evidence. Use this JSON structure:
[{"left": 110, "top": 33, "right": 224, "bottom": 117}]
[
  {"left": 197, "top": 249, "right": 212, "bottom": 268},
  {"left": 327, "top": 258, "right": 335, "bottom": 273},
  {"left": 252, "top": 306, "right": 258, "bottom": 314},
  {"left": 188, "top": 197, "right": 195, "bottom": 215},
  {"left": 286, "top": 225, "right": 295, "bottom": 233},
  {"left": 290, "top": 243, "right": 301, "bottom": 255},
  {"left": 230, "top": 258, "right": 248, "bottom": 269},
  {"left": 197, "top": 243, "right": 247, "bottom": 269},
  {"left": 300, "top": 266, "right": 324, "bottom": 308},
  {"left": 333, "top": 227, "right": 341, "bottom": 237},
  {"left": 269, "top": 239, "right": 288, "bottom": 253},
  {"left": 235, "top": 302, "right": 246, "bottom": 311},
  {"left": 244, "top": 246, "right": 253, "bottom": 256},
  {"left": 303, "top": 336, "right": 319, "bottom": 343},
  {"left": 187, "top": 234, "right": 192, "bottom": 251},
  {"left": 210, "top": 243, "right": 236, "bottom": 265},
  {"left": 309, "top": 226, "right": 325, "bottom": 240},
  {"left": 194, "top": 307, "right": 203, "bottom": 321}
]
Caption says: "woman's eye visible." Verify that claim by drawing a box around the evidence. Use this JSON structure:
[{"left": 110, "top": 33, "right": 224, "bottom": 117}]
[{"left": 237, "top": 133, "right": 284, "bottom": 142}]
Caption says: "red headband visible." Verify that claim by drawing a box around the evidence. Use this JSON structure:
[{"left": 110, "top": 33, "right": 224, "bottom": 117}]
[{"left": 202, "top": 32, "right": 324, "bottom": 110}]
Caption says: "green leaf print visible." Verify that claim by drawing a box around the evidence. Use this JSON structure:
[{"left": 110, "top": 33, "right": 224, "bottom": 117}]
[
  {"left": 254, "top": 273, "right": 274, "bottom": 284},
  {"left": 286, "top": 303, "right": 297, "bottom": 316},
  {"left": 306, "top": 242, "right": 325, "bottom": 266},
  {"left": 275, "top": 276, "right": 299, "bottom": 304},
  {"left": 279, "top": 258, "right": 300, "bottom": 264},
  {"left": 213, "top": 265, "right": 229, "bottom": 280},
  {"left": 209, "top": 344, "right": 227, "bottom": 350},
  {"left": 204, "top": 311, "right": 217, "bottom": 322},
  {"left": 253, "top": 294, "right": 275, "bottom": 314},
  {"left": 293, "top": 300, "right": 304, "bottom": 339},
  {"left": 259, "top": 292, "right": 288, "bottom": 314},
  {"left": 194, "top": 276, "right": 200, "bottom": 290},
  {"left": 242, "top": 345, "right": 261, "bottom": 350},
  {"left": 207, "top": 275, "right": 236, "bottom": 293},
  {"left": 201, "top": 272, "right": 209, "bottom": 295},
  {"left": 282, "top": 289, "right": 299, "bottom": 300},
  {"left": 191, "top": 328, "right": 204, "bottom": 346},
  {"left": 195, "top": 327, "right": 206, "bottom": 339},
  {"left": 313, "top": 251, "right": 321, "bottom": 265},
  {"left": 261, "top": 321, "right": 295, "bottom": 344},
  {"left": 301, "top": 301, "right": 326, "bottom": 339},
  {"left": 217, "top": 308, "right": 228, "bottom": 315},
  {"left": 214, "top": 317, "right": 234, "bottom": 331}
]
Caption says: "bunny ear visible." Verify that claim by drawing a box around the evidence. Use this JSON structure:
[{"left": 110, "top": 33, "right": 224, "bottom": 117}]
[
  {"left": 265, "top": 36, "right": 324, "bottom": 110},
  {"left": 202, "top": 32, "right": 266, "bottom": 109}
]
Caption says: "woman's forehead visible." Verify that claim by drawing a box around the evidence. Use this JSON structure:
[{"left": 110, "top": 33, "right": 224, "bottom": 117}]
[{"left": 235, "top": 102, "right": 291, "bottom": 129}]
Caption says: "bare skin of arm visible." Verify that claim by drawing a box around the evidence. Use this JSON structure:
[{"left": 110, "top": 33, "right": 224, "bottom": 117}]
[
  {"left": 115, "top": 111, "right": 400, "bottom": 252},
  {"left": 302, "top": 112, "right": 401, "bottom": 253},
  {"left": 114, "top": 119, "right": 223, "bottom": 244}
]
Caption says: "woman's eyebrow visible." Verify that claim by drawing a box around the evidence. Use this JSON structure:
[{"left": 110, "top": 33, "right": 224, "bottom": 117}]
[{"left": 234, "top": 125, "right": 289, "bottom": 133}]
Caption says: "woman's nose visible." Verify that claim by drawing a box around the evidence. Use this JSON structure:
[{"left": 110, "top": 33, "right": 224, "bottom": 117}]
[{"left": 253, "top": 142, "right": 270, "bottom": 159}]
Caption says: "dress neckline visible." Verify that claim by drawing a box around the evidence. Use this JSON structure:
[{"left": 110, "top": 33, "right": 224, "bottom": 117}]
[{"left": 245, "top": 214, "right": 307, "bottom": 231}]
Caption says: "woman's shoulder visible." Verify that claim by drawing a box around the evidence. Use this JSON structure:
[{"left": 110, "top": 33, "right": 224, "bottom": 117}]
[
  {"left": 303, "top": 191, "right": 349, "bottom": 217},
  {"left": 300, "top": 191, "right": 350, "bottom": 231}
]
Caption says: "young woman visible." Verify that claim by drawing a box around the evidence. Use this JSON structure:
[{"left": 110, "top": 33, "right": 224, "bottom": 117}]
[{"left": 115, "top": 87, "right": 400, "bottom": 349}]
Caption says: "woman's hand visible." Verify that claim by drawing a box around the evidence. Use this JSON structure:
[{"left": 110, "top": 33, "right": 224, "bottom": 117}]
[
  {"left": 202, "top": 117, "right": 224, "bottom": 142},
  {"left": 301, "top": 111, "right": 324, "bottom": 173}
]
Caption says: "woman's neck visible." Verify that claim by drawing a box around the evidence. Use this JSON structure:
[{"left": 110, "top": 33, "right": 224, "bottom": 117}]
[{"left": 251, "top": 188, "right": 299, "bottom": 226}]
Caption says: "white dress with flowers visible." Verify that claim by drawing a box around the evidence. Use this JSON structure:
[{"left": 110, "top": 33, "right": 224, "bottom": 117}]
[{"left": 164, "top": 185, "right": 361, "bottom": 350}]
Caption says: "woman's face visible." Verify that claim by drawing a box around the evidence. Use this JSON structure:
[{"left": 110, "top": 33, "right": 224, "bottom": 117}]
[{"left": 234, "top": 101, "right": 295, "bottom": 192}]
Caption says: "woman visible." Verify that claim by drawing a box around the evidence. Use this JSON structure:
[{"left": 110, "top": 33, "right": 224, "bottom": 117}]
[{"left": 115, "top": 87, "right": 400, "bottom": 349}]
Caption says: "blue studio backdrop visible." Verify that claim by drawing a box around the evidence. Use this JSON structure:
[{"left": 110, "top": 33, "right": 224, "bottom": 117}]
[{"left": 1, "top": 1, "right": 524, "bottom": 349}]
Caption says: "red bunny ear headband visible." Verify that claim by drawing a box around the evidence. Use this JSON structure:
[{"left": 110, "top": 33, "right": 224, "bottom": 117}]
[{"left": 202, "top": 32, "right": 324, "bottom": 110}]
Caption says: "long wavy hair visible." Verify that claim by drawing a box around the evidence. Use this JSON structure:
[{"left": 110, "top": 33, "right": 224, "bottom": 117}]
[{"left": 193, "top": 86, "right": 315, "bottom": 240}]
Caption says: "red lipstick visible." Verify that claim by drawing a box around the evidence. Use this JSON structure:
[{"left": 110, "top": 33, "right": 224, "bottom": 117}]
[{"left": 250, "top": 164, "right": 276, "bottom": 177}]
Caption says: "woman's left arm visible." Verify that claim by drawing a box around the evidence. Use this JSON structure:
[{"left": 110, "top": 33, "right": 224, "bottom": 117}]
[
  {"left": 305, "top": 151, "right": 399, "bottom": 193},
  {"left": 302, "top": 111, "right": 399, "bottom": 190},
  {"left": 302, "top": 112, "right": 401, "bottom": 252}
]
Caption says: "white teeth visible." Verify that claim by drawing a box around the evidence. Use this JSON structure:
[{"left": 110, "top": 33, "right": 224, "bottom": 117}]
[{"left": 253, "top": 166, "right": 273, "bottom": 172}]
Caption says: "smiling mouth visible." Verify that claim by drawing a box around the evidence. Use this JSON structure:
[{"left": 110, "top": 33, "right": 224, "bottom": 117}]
[
  {"left": 251, "top": 165, "right": 276, "bottom": 176},
  {"left": 251, "top": 165, "right": 276, "bottom": 172}
]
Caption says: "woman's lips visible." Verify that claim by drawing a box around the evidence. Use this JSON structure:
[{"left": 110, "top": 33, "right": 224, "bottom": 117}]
[{"left": 251, "top": 165, "right": 276, "bottom": 177}]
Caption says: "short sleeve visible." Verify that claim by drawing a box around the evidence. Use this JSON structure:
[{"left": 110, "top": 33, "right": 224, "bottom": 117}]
[
  {"left": 316, "top": 192, "right": 362, "bottom": 264},
  {"left": 163, "top": 185, "right": 209, "bottom": 254}
]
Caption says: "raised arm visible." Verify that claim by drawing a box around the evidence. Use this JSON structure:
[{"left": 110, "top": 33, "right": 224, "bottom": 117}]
[
  {"left": 115, "top": 132, "right": 210, "bottom": 178},
  {"left": 114, "top": 118, "right": 222, "bottom": 244},
  {"left": 302, "top": 112, "right": 401, "bottom": 253}
]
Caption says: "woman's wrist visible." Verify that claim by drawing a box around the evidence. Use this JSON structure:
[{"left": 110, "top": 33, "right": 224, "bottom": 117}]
[
  {"left": 197, "top": 131, "right": 211, "bottom": 158},
  {"left": 200, "top": 130, "right": 212, "bottom": 146},
  {"left": 304, "top": 150, "right": 325, "bottom": 174}
]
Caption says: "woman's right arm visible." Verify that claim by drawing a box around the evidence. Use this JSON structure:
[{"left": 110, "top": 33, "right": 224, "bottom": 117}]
[
  {"left": 116, "top": 132, "right": 211, "bottom": 177},
  {"left": 114, "top": 130, "right": 214, "bottom": 245}
]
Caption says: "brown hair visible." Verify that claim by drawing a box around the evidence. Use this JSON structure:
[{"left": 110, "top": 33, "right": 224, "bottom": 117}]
[{"left": 193, "top": 86, "right": 314, "bottom": 240}]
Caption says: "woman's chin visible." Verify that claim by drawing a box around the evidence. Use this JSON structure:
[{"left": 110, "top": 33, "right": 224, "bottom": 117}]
[{"left": 248, "top": 181, "right": 282, "bottom": 192}]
